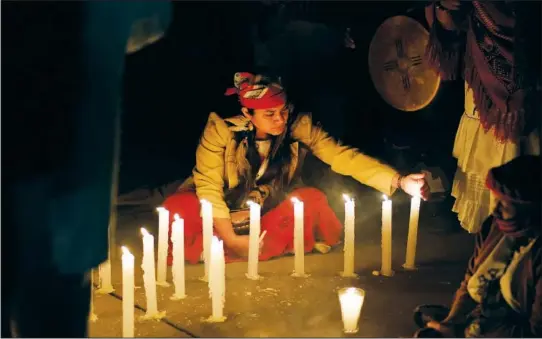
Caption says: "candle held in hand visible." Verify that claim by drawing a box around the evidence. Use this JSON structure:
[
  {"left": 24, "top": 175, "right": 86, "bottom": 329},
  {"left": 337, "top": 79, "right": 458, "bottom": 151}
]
[
  {"left": 121, "top": 246, "right": 134, "bottom": 337},
  {"left": 404, "top": 195, "right": 421, "bottom": 270},
  {"left": 338, "top": 287, "right": 365, "bottom": 333}
]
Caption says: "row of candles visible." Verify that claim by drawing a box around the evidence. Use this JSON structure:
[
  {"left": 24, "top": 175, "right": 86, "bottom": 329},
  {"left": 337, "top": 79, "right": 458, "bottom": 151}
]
[{"left": 95, "top": 194, "right": 422, "bottom": 336}]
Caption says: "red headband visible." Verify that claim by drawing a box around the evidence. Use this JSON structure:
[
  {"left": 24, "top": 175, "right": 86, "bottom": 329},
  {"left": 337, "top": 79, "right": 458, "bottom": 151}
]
[{"left": 225, "top": 72, "right": 287, "bottom": 109}]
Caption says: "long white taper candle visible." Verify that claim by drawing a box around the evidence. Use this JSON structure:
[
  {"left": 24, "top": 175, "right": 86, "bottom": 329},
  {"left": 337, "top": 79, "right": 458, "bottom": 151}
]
[
  {"left": 403, "top": 196, "right": 421, "bottom": 270},
  {"left": 156, "top": 207, "right": 170, "bottom": 287},
  {"left": 206, "top": 236, "right": 226, "bottom": 322},
  {"left": 121, "top": 246, "right": 134, "bottom": 337},
  {"left": 291, "top": 197, "right": 308, "bottom": 277},
  {"left": 341, "top": 194, "right": 357, "bottom": 277},
  {"left": 380, "top": 195, "right": 393, "bottom": 277},
  {"left": 201, "top": 199, "right": 213, "bottom": 281},
  {"left": 246, "top": 200, "right": 262, "bottom": 280},
  {"left": 140, "top": 228, "right": 166, "bottom": 320},
  {"left": 170, "top": 214, "right": 186, "bottom": 300}
]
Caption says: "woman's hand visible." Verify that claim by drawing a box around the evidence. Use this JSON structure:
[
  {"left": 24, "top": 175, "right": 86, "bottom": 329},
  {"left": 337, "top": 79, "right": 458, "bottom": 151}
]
[
  {"left": 400, "top": 173, "right": 431, "bottom": 201},
  {"left": 426, "top": 321, "right": 456, "bottom": 337},
  {"left": 226, "top": 235, "right": 251, "bottom": 257}
]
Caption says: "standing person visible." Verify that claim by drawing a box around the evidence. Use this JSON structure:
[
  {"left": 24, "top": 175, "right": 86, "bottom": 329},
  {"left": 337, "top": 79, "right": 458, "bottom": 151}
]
[
  {"left": 163, "top": 72, "right": 430, "bottom": 264},
  {"left": 2, "top": 2, "right": 171, "bottom": 337},
  {"left": 424, "top": 1, "right": 541, "bottom": 233}
]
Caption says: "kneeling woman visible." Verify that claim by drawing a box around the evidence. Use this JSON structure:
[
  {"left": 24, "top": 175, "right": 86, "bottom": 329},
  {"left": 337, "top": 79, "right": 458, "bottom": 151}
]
[{"left": 165, "top": 72, "right": 429, "bottom": 264}]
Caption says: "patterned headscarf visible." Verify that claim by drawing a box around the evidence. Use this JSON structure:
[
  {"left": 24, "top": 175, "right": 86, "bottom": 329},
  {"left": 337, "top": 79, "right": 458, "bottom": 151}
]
[{"left": 224, "top": 72, "right": 287, "bottom": 109}]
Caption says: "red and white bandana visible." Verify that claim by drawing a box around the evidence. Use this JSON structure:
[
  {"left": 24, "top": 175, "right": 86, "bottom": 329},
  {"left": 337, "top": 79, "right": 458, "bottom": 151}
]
[{"left": 224, "top": 72, "right": 287, "bottom": 109}]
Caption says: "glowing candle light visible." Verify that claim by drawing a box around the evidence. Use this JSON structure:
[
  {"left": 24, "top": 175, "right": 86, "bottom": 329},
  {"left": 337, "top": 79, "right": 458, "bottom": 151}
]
[
  {"left": 381, "top": 195, "right": 393, "bottom": 277},
  {"left": 89, "top": 270, "right": 98, "bottom": 322},
  {"left": 170, "top": 214, "right": 186, "bottom": 300},
  {"left": 291, "top": 197, "right": 308, "bottom": 277},
  {"left": 246, "top": 200, "right": 262, "bottom": 280},
  {"left": 200, "top": 199, "right": 213, "bottom": 281},
  {"left": 121, "top": 246, "right": 134, "bottom": 337},
  {"left": 155, "top": 207, "right": 170, "bottom": 287},
  {"left": 338, "top": 287, "right": 366, "bottom": 333},
  {"left": 206, "top": 236, "right": 226, "bottom": 322},
  {"left": 140, "top": 228, "right": 166, "bottom": 320},
  {"left": 403, "top": 195, "right": 421, "bottom": 270},
  {"left": 341, "top": 194, "right": 357, "bottom": 277}
]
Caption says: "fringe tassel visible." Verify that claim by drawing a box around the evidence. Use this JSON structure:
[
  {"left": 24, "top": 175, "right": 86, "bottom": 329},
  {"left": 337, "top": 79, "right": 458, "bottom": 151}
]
[{"left": 463, "top": 30, "right": 524, "bottom": 143}]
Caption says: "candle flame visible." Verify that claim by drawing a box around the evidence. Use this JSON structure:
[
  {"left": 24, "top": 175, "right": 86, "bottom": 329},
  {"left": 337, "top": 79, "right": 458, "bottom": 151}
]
[
  {"left": 174, "top": 213, "right": 182, "bottom": 221},
  {"left": 200, "top": 199, "right": 209, "bottom": 205},
  {"left": 121, "top": 246, "right": 131, "bottom": 256},
  {"left": 246, "top": 200, "right": 254, "bottom": 206},
  {"left": 291, "top": 197, "right": 300, "bottom": 204},
  {"left": 140, "top": 227, "right": 150, "bottom": 237},
  {"left": 343, "top": 194, "right": 354, "bottom": 203},
  {"left": 156, "top": 206, "right": 167, "bottom": 212},
  {"left": 382, "top": 195, "right": 389, "bottom": 201}
]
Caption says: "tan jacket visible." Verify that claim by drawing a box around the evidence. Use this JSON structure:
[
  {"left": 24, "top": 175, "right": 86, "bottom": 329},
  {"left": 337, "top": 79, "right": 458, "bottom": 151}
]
[{"left": 181, "top": 112, "right": 399, "bottom": 218}]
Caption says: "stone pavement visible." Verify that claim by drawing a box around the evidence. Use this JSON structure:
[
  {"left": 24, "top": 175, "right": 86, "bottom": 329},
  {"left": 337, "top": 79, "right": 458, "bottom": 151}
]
[{"left": 89, "top": 186, "right": 473, "bottom": 338}]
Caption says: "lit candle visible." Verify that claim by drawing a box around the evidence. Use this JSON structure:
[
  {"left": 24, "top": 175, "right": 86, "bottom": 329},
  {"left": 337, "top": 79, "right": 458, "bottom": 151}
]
[
  {"left": 170, "top": 214, "right": 186, "bottom": 300},
  {"left": 246, "top": 200, "right": 261, "bottom": 280},
  {"left": 381, "top": 195, "right": 393, "bottom": 277},
  {"left": 140, "top": 228, "right": 166, "bottom": 320},
  {"left": 341, "top": 194, "right": 357, "bottom": 277},
  {"left": 207, "top": 236, "right": 226, "bottom": 322},
  {"left": 96, "top": 259, "right": 115, "bottom": 294},
  {"left": 156, "top": 207, "right": 170, "bottom": 287},
  {"left": 89, "top": 270, "right": 98, "bottom": 322},
  {"left": 291, "top": 197, "right": 308, "bottom": 277},
  {"left": 403, "top": 195, "right": 421, "bottom": 270},
  {"left": 201, "top": 199, "right": 213, "bottom": 282},
  {"left": 338, "top": 287, "right": 366, "bottom": 333},
  {"left": 121, "top": 246, "right": 134, "bottom": 337}
]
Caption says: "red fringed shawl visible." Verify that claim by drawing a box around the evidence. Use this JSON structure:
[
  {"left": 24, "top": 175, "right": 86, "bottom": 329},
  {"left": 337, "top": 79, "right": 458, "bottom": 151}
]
[{"left": 426, "top": 1, "right": 529, "bottom": 143}]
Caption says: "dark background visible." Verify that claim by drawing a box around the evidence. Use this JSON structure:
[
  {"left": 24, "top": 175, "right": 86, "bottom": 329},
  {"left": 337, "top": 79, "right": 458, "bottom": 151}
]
[
  {"left": 2, "top": 1, "right": 464, "bottom": 195},
  {"left": 119, "top": 1, "right": 464, "bottom": 195}
]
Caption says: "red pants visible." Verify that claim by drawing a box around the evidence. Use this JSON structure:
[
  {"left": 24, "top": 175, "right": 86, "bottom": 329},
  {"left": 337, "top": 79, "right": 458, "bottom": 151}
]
[{"left": 163, "top": 187, "right": 342, "bottom": 264}]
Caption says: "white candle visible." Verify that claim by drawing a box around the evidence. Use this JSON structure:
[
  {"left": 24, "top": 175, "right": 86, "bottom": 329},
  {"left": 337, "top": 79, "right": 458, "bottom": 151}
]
[
  {"left": 338, "top": 287, "right": 366, "bottom": 333},
  {"left": 381, "top": 195, "right": 393, "bottom": 277},
  {"left": 291, "top": 197, "right": 307, "bottom": 277},
  {"left": 404, "top": 196, "right": 421, "bottom": 270},
  {"left": 89, "top": 270, "right": 98, "bottom": 322},
  {"left": 341, "top": 194, "right": 356, "bottom": 277},
  {"left": 246, "top": 200, "right": 261, "bottom": 280},
  {"left": 201, "top": 199, "right": 213, "bottom": 281},
  {"left": 140, "top": 228, "right": 165, "bottom": 320},
  {"left": 121, "top": 246, "right": 134, "bottom": 337},
  {"left": 170, "top": 214, "right": 186, "bottom": 300},
  {"left": 97, "top": 259, "right": 115, "bottom": 294},
  {"left": 207, "top": 236, "right": 226, "bottom": 322},
  {"left": 156, "top": 207, "right": 170, "bottom": 287}
]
